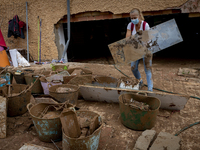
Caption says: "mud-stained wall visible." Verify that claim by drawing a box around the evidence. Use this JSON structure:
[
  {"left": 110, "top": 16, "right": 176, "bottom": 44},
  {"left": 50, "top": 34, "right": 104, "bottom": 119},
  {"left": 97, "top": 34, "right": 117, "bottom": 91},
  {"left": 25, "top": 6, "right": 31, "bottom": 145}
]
[{"left": 0, "top": 0, "right": 188, "bottom": 61}]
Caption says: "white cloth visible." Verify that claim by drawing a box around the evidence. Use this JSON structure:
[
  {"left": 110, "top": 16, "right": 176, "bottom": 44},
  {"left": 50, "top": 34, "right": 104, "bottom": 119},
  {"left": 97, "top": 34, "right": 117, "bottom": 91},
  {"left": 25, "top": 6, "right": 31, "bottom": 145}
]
[
  {"left": 9, "top": 49, "right": 30, "bottom": 67},
  {"left": 127, "top": 21, "right": 150, "bottom": 35}
]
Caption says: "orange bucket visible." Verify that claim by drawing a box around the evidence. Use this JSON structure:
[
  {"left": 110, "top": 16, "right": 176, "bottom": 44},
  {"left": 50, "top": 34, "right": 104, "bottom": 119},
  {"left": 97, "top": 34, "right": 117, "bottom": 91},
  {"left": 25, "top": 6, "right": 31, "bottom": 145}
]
[{"left": 0, "top": 50, "right": 10, "bottom": 67}]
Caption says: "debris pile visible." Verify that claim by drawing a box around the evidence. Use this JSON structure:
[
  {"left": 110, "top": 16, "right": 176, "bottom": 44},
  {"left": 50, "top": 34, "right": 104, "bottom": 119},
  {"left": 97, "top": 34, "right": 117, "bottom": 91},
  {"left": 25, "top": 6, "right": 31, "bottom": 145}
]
[
  {"left": 56, "top": 87, "right": 75, "bottom": 93},
  {"left": 60, "top": 109, "right": 101, "bottom": 139},
  {"left": 123, "top": 98, "right": 150, "bottom": 111}
]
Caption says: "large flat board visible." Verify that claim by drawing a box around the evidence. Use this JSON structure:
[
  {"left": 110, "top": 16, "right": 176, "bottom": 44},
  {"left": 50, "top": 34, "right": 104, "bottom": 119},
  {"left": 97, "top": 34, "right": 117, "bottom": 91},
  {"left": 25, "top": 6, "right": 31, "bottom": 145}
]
[{"left": 108, "top": 19, "right": 183, "bottom": 65}]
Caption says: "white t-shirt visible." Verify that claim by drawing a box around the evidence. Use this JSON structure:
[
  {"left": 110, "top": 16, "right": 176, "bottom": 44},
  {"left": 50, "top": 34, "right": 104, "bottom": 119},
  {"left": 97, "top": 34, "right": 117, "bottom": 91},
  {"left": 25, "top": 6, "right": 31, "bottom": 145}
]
[{"left": 127, "top": 21, "right": 150, "bottom": 35}]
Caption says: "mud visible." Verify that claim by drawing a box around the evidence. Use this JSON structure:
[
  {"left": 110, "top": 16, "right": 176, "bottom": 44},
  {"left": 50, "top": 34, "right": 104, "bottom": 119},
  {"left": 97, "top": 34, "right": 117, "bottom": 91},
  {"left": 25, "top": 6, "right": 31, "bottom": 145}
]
[
  {"left": 123, "top": 97, "right": 150, "bottom": 111},
  {"left": 56, "top": 87, "right": 75, "bottom": 93},
  {"left": 119, "top": 77, "right": 138, "bottom": 87},
  {"left": 60, "top": 110, "right": 81, "bottom": 138},
  {"left": 144, "top": 52, "right": 153, "bottom": 70},
  {"left": 42, "top": 111, "right": 61, "bottom": 119}
]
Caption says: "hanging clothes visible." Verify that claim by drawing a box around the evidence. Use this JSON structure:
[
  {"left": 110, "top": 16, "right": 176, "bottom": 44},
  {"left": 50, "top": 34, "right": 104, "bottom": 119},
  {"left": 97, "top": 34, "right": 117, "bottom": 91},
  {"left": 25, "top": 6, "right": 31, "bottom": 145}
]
[
  {"left": 0, "top": 29, "right": 7, "bottom": 50},
  {"left": 8, "top": 15, "right": 26, "bottom": 39}
]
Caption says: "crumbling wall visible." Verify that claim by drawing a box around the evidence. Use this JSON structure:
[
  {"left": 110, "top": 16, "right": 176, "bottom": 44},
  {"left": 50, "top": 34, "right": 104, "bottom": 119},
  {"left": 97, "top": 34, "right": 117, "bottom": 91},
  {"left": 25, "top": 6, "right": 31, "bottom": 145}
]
[{"left": 0, "top": 0, "right": 188, "bottom": 61}]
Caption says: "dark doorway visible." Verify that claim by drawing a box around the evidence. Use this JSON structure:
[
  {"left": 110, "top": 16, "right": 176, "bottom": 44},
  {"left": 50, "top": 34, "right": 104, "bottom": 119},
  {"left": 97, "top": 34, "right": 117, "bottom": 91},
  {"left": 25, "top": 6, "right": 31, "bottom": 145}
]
[{"left": 63, "top": 13, "right": 200, "bottom": 63}]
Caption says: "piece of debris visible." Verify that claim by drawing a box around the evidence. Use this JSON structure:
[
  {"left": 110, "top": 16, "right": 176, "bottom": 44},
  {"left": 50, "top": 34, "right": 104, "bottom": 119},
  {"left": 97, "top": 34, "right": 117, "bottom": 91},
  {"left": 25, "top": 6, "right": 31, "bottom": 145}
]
[
  {"left": 56, "top": 87, "right": 74, "bottom": 93},
  {"left": 178, "top": 68, "right": 199, "bottom": 78},
  {"left": 133, "top": 130, "right": 156, "bottom": 150},
  {"left": 79, "top": 128, "right": 89, "bottom": 139},
  {"left": 77, "top": 116, "right": 91, "bottom": 128},
  {"left": 71, "top": 69, "right": 83, "bottom": 76},
  {"left": 0, "top": 96, "right": 6, "bottom": 139},
  {"left": 150, "top": 132, "right": 181, "bottom": 150},
  {"left": 88, "top": 115, "right": 100, "bottom": 136},
  {"left": 123, "top": 98, "right": 150, "bottom": 111},
  {"left": 118, "top": 77, "right": 139, "bottom": 90},
  {"left": 60, "top": 109, "right": 81, "bottom": 138},
  {"left": 19, "top": 143, "right": 53, "bottom": 150},
  {"left": 42, "top": 111, "right": 61, "bottom": 119}
]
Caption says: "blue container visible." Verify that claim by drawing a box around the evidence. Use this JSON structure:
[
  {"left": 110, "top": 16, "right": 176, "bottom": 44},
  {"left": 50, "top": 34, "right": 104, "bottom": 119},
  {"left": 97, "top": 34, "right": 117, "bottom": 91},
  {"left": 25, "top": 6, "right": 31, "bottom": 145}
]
[{"left": 0, "top": 73, "right": 11, "bottom": 87}]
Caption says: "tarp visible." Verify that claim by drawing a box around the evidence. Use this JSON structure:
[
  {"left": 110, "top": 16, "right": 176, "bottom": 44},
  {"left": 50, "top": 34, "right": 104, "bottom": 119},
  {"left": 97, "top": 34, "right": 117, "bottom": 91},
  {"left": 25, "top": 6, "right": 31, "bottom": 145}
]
[{"left": 0, "top": 29, "right": 7, "bottom": 49}]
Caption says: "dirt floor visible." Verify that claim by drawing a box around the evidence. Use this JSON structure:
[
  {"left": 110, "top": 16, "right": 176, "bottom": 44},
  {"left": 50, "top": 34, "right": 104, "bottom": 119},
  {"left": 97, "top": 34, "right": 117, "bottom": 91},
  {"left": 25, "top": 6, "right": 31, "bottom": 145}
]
[{"left": 1, "top": 57, "right": 200, "bottom": 150}]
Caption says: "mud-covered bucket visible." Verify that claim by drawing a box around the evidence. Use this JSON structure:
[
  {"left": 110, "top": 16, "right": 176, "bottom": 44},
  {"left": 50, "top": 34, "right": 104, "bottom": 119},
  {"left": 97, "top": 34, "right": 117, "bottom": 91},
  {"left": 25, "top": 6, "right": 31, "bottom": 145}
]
[
  {"left": 25, "top": 74, "right": 44, "bottom": 94},
  {"left": 62, "top": 110, "right": 103, "bottom": 150},
  {"left": 27, "top": 102, "right": 73, "bottom": 142},
  {"left": 0, "top": 84, "right": 31, "bottom": 116},
  {"left": 49, "top": 84, "right": 79, "bottom": 105},
  {"left": 119, "top": 93, "right": 160, "bottom": 130}
]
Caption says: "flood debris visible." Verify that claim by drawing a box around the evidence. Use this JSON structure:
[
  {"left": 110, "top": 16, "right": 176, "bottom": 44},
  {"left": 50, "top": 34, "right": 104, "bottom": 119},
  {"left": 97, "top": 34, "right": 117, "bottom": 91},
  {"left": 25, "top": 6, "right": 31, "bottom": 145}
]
[
  {"left": 118, "top": 77, "right": 139, "bottom": 90},
  {"left": 77, "top": 114, "right": 101, "bottom": 138},
  {"left": 123, "top": 98, "right": 150, "bottom": 111},
  {"left": 60, "top": 109, "right": 81, "bottom": 138},
  {"left": 178, "top": 68, "right": 200, "bottom": 78},
  {"left": 56, "top": 87, "right": 75, "bottom": 93}
]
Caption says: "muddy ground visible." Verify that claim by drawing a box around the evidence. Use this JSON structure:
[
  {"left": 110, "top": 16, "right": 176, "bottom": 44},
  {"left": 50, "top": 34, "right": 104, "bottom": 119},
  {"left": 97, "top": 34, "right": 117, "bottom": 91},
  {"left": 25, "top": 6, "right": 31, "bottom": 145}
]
[{"left": 1, "top": 57, "right": 200, "bottom": 150}]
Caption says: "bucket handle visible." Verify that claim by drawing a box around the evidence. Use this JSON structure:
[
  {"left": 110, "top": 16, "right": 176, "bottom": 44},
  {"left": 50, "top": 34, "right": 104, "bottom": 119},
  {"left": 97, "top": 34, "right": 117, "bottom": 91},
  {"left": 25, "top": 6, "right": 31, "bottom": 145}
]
[
  {"left": 47, "top": 83, "right": 53, "bottom": 90},
  {"left": 27, "top": 103, "right": 33, "bottom": 111},
  {"left": 52, "top": 80, "right": 62, "bottom": 83},
  {"left": 136, "top": 92, "right": 147, "bottom": 96}
]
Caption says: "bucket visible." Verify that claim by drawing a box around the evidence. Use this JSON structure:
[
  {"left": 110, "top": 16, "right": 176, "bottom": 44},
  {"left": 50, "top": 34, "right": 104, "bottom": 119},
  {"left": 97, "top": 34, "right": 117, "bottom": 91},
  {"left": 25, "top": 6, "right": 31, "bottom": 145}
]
[
  {"left": 25, "top": 74, "right": 44, "bottom": 94},
  {"left": 0, "top": 50, "right": 10, "bottom": 67},
  {"left": 49, "top": 84, "right": 79, "bottom": 105},
  {"left": 0, "top": 84, "right": 31, "bottom": 116},
  {"left": 62, "top": 110, "right": 103, "bottom": 150},
  {"left": 27, "top": 102, "right": 73, "bottom": 142},
  {"left": 119, "top": 93, "right": 160, "bottom": 130},
  {"left": 0, "top": 72, "right": 12, "bottom": 87},
  {"left": 40, "top": 76, "right": 62, "bottom": 95}
]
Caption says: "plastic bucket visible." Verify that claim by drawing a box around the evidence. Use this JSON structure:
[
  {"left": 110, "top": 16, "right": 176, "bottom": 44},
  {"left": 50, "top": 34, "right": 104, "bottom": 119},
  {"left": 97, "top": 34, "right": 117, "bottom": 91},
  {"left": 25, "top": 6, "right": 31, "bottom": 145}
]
[
  {"left": 0, "top": 50, "right": 10, "bottom": 67},
  {"left": 27, "top": 102, "right": 73, "bottom": 142},
  {"left": 49, "top": 84, "right": 79, "bottom": 105},
  {"left": 0, "top": 72, "right": 12, "bottom": 87},
  {"left": 62, "top": 110, "right": 103, "bottom": 150},
  {"left": 40, "top": 76, "right": 62, "bottom": 95},
  {"left": 119, "top": 93, "right": 160, "bottom": 130},
  {"left": 25, "top": 74, "right": 44, "bottom": 94},
  {"left": 0, "top": 84, "right": 31, "bottom": 116}
]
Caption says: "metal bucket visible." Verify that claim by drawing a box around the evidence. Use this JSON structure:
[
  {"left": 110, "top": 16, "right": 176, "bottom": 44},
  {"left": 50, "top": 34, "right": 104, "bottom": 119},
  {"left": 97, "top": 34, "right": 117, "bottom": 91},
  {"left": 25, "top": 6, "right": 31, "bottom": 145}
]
[
  {"left": 0, "top": 84, "right": 31, "bottom": 117},
  {"left": 27, "top": 102, "right": 73, "bottom": 142},
  {"left": 49, "top": 84, "right": 79, "bottom": 105},
  {"left": 62, "top": 110, "right": 103, "bottom": 150},
  {"left": 25, "top": 74, "right": 44, "bottom": 94},
  {"left": 119, "top": 93, "right": 160, "bottom": 130}
]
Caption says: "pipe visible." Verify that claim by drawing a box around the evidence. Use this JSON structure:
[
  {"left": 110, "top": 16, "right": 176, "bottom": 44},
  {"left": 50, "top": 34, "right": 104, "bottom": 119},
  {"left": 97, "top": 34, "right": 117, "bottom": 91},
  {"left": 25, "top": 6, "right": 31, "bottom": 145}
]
[
  {"left": 61, "top": 0, "right": 70, "bottom": 62},
  {"left": 26, "top": 2, "right": 29, "bottom": 62}
]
